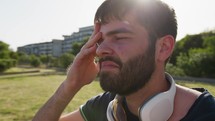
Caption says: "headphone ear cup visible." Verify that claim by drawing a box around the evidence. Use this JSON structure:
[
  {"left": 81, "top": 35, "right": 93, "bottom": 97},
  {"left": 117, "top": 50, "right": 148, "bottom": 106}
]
[
  {"left": 138, "top": 73, "right": 176, "bottom": 121},
  {"left": 139, "top": 94, "right": 174, "bottom": 121}
]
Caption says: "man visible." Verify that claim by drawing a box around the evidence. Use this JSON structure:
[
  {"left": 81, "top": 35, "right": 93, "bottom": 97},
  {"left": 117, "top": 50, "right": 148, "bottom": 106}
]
[{"left": 33, "top": 0, "right": 215, "bottom": 121}]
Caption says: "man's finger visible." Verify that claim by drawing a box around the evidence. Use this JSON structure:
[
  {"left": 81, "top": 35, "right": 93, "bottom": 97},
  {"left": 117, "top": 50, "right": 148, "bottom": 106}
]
[
  {"left": 82, "top": 32, "right": 102, "bottom": 50},
  {"left": 90, "top": 22, "right": 101, "bottom": 38}
]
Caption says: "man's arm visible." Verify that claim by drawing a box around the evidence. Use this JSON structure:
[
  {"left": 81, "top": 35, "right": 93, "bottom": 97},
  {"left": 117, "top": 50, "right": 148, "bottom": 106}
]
[
  {"left": 59, "top": 110, "right": 84, "bottom": 121},
  {"left": 32, "top": 23, "right": 101, "bottom": 121}
]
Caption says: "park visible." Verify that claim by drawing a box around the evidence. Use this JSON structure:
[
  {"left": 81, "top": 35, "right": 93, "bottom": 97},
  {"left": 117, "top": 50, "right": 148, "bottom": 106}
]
[
  {"left": 0, "top": 67, "right": 215, "bottom": 121},
  {"left": 0, "top": 30, "right": 215, "bottom": 121}
]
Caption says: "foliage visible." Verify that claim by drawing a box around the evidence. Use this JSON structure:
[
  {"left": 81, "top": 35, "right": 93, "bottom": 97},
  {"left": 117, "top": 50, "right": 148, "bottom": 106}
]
[
  {"left": 71, "top": 42, "right": 83, "bottom": 55},
  {"left": 176, "top": 49, "right": 201, "bottom": 77},
  {"left": 71, "top": 37, "right": 88, "bottom": 55},
  {"left": 0, "top": 41, "right": 10, "bottom": 59},
  {"left": 203, "top": 36, "right": 215, "bottom": 53},
  {"left": 170, "top": 34, "right": 204, "bottom": 64},
  {"left": 165, "top": 63, "right": 185, "bottom": 76},
  {"left": 171, "top": 31, "right": 215, "bottom": 78},
  {"left": 9, "top": 51, "right": 18, "bottom": 60},
  {"left": 39, "top": 55, "right": 54, "bottom": 67},
  {"left": 17, "top": 53, "right": 42, "bottom": 67},
  {"left": 39, "top": 55, "right": 49, "bottom": 64},
  {"left": 0, "top": 59, "right": 17, "bottom": 73},
  {"left": 0, "top": 41, "right": 17, "bottom": 72},
  {"left": 17, "top": 53, "right": 31, "bottom": 65},
  {"left": 48, "top": 57, "right": 60, "bottom": 67},
  {"left": 30, "top": 55, "right": 41, "bottom": 67},
  {"left": 59, "top": 53, "right": 75, "bottom": 69}
]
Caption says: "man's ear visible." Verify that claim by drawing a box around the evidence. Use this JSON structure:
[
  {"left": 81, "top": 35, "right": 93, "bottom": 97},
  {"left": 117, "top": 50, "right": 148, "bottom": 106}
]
[{"left": 155, "top": 35, "right": 175, "bottom": 63}]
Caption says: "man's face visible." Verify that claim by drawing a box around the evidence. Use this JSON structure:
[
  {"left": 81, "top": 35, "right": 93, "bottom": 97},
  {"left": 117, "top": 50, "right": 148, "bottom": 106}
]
[{"left": 96, "top": 15, "right": 156, "bottom": 96}]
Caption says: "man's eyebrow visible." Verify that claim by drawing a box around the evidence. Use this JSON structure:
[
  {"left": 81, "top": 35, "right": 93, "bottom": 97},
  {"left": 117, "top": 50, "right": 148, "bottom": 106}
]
[{"left": 106, "top": 28, "right": 134, "bottom": 36}]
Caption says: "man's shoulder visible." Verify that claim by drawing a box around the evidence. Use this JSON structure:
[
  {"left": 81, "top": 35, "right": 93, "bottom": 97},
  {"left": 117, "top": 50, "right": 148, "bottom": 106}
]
[
  {"left": 80, "top": 92, "right": 116, "bottom": 121},
  {"left": 87, "top": 92, "right": 116, "bottom": 104},
  {"left": 82, "top": 92, "right": 116, "bottom": 109},
  {"left": 181, "top": 88, "right": 215, "bottom": 121}
]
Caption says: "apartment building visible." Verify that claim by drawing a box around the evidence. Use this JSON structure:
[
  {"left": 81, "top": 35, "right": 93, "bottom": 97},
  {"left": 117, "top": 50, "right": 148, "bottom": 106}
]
[
  {"left": 17, "top": 25, "right": 94, "bottom": 57},
  {"left": 62, "top": 25, "right": 93, "bottom": 53},
  {"left": 17, "top": 39, "right": 63, "bottom": 57}
]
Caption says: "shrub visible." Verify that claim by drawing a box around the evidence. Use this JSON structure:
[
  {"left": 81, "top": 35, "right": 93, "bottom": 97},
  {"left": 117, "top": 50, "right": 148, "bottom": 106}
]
[
  {"left": 59, "top": 53, "right": 75, "bottom": 69},
  {"left": 165, "top": 63, "right": 185, "bottom": 77},
  {"left": 30, "top": 55, "right": 41, "bottom": 67},
  {"left": 0, "top": 59, "right": 17, "bottom": 73}
]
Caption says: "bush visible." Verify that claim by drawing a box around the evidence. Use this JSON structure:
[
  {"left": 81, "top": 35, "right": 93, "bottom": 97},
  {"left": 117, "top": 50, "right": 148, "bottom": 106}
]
[
  {"left": 0, "top": 59, "right": 17, "bottom": 73},
  {"left": 165, "top": 63, "right": 185, "bottom": 77},
  {"left": 30, "top": 55, "right": 41, "bottom": 67},
  {"left": 47, "top": 57, "right": 58, "bottom": 67},
  {"left": 176, "top": 49, "right": 215, "bottom": 78},
  {"left": 59, "top": 53, "right": 75, "bottom": 69},
  {"left": 18, "top": 54, "right": 31, "bottom": 65}
]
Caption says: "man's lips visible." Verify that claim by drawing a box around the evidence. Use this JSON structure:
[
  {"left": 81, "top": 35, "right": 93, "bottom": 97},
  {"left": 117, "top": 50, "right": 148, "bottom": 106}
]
[{"left": 100, "top": 61, "right": 120, "bottom": 70}]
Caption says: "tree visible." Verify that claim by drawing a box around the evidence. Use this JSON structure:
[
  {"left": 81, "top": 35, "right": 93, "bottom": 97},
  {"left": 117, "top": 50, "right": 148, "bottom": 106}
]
[
  {"left": 30, "top": 55, "right": 41, "bottom": 67},
  {"left": 165, "top": 63, "right": 185, "bottom": 77},
  {"left": 176, "top": 48, "right": 215, "bottom": 78},
  {"left": 0, "top": 41, "right": 10, "bottom": 59},
  {"left": 17, "top": 53, "right": 31, "bottom": 65},
  {"left": 48, "top": 57, "right": 59, "bottom": 67},
  {"left": 39, "top": 55, "right": 53, "bottom": 67},
  {"left": 170, "top": 31, "right": 215, "bottom": 78},
  {"left": 203, "top": 36, "right": 215, "bottom": 54},
  {"left": 71, "top": 42, "right": 83, "bottom": 55},
  {"left": 59, "top": 53, "right": 75, "bottom": 69},
  {"left": 71, "top": 37, "right": 88, "bottom": 55},
  {"left": 170, "top": 34, "right": 204, "bottom": 64},
  {"left": 0, "top": 41, "right": 17, "bottom": 72}
]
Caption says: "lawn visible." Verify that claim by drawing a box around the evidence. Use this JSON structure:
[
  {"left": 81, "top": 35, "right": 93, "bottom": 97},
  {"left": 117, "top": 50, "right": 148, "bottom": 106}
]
[
  {"left": 0, "top": 74, "right": 214, "bottom": 121},
  {"left": 3, "top": 67, "right": 39, "bottom": 73},
  {"left": 177, "top": 81, "right": 215, "bottom": 95},
  {"left": 0, "top": 75, "right": 103, "bottom": 121}
]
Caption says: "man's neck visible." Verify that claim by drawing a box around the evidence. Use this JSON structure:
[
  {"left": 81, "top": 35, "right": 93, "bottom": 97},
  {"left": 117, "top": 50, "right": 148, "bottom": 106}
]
[{"left": 125, "top": 72, "right": 169, "bottom": 116}]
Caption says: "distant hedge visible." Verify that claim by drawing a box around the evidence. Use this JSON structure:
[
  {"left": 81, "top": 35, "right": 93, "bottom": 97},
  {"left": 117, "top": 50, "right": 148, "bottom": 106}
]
[{"left": 0, "top": 59, "right": 17, "bottom": 73}]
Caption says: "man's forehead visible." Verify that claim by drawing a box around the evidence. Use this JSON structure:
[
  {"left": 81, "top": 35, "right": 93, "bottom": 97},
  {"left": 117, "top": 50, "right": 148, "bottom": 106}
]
[
  {"left": 99, "top": 11, "right": 143, "bottom": 33},
  {"left": 100, "top": 20, "right": 133, "bottom": 34},
  {"left": 99, "top": 18, "right": 148, "bottom": 38}
]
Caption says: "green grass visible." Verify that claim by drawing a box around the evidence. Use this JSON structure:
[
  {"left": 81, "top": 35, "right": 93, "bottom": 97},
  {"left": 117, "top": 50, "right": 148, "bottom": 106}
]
[
  {"left": 0, "top": 74, "right": 214, "bottom": 121},
  {"left": 4, "top": 67, "right": 39, "bottom": 73},
  {"left": 0, "top": 75, "right": 103, "bottom": 121},
  {"left": 177, "top": 81, "right": 215, "bottom": 95}
]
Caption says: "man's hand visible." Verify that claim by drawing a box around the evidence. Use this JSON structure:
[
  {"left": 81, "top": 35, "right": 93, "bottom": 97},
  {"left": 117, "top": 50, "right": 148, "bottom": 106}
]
[
  {"left": 65, "top": 23, "right": 101, "bottom": 90},
  {"left": 32, "top": 23, "right": 102, "bottom": 121}
]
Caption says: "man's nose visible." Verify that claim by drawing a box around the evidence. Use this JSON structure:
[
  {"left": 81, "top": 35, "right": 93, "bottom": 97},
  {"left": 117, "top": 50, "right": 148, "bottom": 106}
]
[{"left": 96, "top": 41, "right": 113, "bottom": 57}]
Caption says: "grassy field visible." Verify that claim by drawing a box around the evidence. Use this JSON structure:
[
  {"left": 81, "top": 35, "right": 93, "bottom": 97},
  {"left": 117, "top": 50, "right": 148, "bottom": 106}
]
[
  {"left": 0, "top": 74, "right": 214, "bottom": 121},
  {"left": 0, "top": 75, "right": 103, "bottom": 121},
  {"left": 3, "top": 67, "right": 39, "bottom": 73}
]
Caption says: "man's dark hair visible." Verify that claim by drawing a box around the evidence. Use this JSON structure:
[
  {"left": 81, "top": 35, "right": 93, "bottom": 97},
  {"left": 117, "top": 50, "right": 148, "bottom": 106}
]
[{"left": 94, "top": 0, "right": 177, "bottom": 40}]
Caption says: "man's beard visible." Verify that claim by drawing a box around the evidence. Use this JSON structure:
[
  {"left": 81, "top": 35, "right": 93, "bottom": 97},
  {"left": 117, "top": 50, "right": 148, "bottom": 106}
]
[{"left": 98, "top": 48, "right": 155, "bottom": 96}]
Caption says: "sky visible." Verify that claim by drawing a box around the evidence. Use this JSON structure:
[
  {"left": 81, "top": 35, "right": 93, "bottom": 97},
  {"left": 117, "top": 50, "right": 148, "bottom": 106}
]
[{"left": 0, "top": 0, "right": 215, "bottom": 51}]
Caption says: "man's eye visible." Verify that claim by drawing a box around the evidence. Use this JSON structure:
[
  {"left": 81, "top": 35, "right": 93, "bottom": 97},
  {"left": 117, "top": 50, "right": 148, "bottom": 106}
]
[{"left": 115, "top": 37, "right": 128, "bottom": 40}]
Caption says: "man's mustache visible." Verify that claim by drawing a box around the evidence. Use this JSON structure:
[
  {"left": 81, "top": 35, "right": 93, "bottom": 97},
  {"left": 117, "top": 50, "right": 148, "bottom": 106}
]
[{"left": 98, "top": 56, "right": 123, "bottom": 69}]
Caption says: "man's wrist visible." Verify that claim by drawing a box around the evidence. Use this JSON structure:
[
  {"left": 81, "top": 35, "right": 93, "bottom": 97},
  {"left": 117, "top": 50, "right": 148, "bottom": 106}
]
[{"left": 58, "top": 80, "right": 82, "bottom": 99}]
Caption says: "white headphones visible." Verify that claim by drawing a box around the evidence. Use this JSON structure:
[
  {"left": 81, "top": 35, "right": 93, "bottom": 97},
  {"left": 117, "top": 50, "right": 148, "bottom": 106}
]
[{"left": 107, "top": 73, "right": 176, "bottom": 121}]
